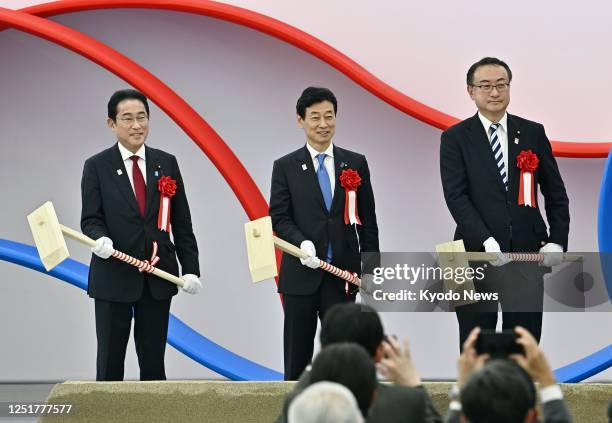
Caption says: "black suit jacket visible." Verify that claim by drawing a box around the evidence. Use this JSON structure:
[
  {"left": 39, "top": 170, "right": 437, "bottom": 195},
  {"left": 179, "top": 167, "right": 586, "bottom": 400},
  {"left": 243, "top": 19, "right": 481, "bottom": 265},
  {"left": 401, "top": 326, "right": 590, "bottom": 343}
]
[
  {"left": 277, "top": 369, "right": 441, "bottom": 423},
  {"left": 269, "top": 145, "right": 379, "bottom": 295},
  {"left": 81, "top": 144, "right": 199, "bottom": 302},
  {"left": 440, "top": 113, "right": 569, "bottom": 254},
  {"left": 444, "top": 398, "right": 572, "bottom": 423}
]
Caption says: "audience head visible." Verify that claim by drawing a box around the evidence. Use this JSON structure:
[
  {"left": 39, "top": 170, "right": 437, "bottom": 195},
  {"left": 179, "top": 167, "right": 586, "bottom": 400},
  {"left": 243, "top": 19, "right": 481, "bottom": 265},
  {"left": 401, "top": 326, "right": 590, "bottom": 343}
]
[
  {"left": 309, "top": 343, "right": 377, "bottom": 417},
  {"left": 288, "top": 381, "right": 364, "bottom": 423},
  {"left": 320, "top": 303, "right": 385, "bottom": 361},
  {"left": 461, "top": 359, "right": 537, "bottom": 423}
]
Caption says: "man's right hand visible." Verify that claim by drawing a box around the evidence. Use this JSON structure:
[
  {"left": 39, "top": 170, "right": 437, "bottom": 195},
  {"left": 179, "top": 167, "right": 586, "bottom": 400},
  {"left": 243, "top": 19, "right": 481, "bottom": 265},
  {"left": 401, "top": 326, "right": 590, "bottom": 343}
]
[
  {"left": 92, "top": 236, "right": 114, "bottom": 259},
  {"left": 299, "top": 240, "right": 321, "bottom": 269},
  {"left": 483, "top": 237, "right": 511, "bottom": 267},
  {"left": 458, "top": 327, "right": 490, "bottom": 388}
]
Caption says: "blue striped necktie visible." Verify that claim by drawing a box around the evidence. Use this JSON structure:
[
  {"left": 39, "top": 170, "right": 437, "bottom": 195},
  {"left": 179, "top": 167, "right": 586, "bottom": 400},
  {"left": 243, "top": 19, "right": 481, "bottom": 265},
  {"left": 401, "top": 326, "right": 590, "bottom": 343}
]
[
  {"left": 317, "top": 153, "right": 333, "bottom": 262},
  {"left": 489, "top": 123, "right": 507, "bottom": 190}
]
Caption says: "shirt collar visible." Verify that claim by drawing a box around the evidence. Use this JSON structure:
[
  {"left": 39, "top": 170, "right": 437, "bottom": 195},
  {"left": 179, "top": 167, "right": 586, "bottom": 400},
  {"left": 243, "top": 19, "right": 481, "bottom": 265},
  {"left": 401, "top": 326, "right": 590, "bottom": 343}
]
[
  {"left": 306, "top": 142, "right": 334, "bottom": 161},
  {"left": 117, "top": 142, "right": 146, "bottom": 162},
  {"left": 478, "top": 111, "right": 508, "bottom": 134}
]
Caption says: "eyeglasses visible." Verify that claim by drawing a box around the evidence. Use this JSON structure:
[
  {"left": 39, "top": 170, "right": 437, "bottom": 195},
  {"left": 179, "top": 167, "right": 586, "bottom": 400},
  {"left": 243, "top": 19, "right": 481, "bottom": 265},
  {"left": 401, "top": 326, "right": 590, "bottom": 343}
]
[
  {"left": 471, "top": 82, "right": 510, "bottom": 93},
  {"left": 118, "top": 115, "right": 149, "bottom": 126}
]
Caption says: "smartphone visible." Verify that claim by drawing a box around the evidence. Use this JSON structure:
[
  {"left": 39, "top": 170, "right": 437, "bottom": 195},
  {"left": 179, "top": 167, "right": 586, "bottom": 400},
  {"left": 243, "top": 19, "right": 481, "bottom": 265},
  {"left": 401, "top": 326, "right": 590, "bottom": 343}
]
[{"left": 475, "top": 330, "right": 525, "bottom": 357}]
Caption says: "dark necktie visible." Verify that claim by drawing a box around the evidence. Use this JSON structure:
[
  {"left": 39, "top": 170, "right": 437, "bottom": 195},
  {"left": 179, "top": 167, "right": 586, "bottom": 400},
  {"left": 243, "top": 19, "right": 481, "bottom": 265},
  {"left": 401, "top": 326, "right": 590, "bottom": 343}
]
[
  {"left": 489, "top": 123, "right": 507, "bottom": 190},
  {"left": 317, "top": 154, "right": 333, "bottom": 262},
  {"left": 131, "top": 155, "right": 146, "bottom": 216}
]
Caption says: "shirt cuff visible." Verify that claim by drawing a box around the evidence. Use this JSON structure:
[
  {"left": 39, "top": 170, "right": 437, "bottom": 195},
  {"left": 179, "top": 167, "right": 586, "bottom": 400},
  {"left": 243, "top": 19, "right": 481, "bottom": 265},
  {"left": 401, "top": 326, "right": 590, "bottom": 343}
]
[
  {"left": 539, "top": 384, "right": 563, "bottom": 403},
  {"left": 449, "top": 400, "right": 462, "bottom": 411}
]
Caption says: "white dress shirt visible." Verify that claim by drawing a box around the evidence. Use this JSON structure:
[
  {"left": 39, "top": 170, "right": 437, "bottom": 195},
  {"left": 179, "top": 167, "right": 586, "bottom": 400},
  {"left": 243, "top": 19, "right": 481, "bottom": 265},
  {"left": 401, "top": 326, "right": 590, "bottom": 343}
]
[
  {"left": 306, "top": 142, "right": 335, "bottom": 195},
  {"left": 478, "top": 111, "right": 508, "bottom": 175},
  {"left": 117, "top": 142, "right": 147, "bottom": 194}
]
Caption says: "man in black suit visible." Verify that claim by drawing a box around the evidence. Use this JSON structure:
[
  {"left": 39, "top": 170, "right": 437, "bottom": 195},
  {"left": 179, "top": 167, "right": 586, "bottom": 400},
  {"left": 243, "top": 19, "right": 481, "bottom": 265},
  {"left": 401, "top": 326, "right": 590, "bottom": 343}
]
[
  {"left": 444, "top": 326, "right": 572, "bottom": 423},
  {"left": 269, "top": 86, "right": 379, "bottom": 380},
  {"left": 440, "top": 57, "right": 570, "bottom": 347},
  {"left": 277, "top": 303, "right": 441, "bottom": 423},
  {"left": 81, "top": 89, "right": 202, "bottom": 381}
]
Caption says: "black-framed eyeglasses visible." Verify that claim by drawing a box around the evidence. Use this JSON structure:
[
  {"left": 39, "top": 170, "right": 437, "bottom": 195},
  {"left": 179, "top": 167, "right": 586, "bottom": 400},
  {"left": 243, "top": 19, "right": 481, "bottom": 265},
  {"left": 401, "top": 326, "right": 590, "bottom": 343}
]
[{"left": 470, "top": 82, "right": 510, "bottom": 93}]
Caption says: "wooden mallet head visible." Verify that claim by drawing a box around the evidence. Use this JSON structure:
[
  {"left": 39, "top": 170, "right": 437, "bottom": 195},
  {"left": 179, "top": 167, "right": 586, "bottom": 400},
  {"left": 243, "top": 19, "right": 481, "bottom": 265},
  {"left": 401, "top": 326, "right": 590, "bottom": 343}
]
[
  {"left": 27, "top": 201, "right": 70, "bottom": 271},
  {"left": 435, "top": 239, "right": 478, "bottom": 306},
  {"left": 244, "top": 216, "right": 278, "bottom": 283}
]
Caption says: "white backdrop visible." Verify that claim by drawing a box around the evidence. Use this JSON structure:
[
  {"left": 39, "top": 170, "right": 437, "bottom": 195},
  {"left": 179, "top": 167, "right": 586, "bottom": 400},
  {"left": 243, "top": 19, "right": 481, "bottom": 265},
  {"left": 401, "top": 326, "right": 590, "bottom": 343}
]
[{"left": 0, "top": 4, "right": 610, "bottom": 382}]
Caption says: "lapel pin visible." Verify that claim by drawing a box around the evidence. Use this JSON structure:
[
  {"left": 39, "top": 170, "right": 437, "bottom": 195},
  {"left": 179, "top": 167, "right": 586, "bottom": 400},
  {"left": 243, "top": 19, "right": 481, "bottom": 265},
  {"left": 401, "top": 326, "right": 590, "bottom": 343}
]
[
  {"left": 340, "top": 162, "right": 348, "bottom": 169},
  {"left": 116, "top": 169, "right": 123, "bottom": 176},
  {"left": 302, "top": 163, "right": 307, "bottom": 171},
  {"left": 514, "top": 138, "right": 519, "bottom": 144},
  {"left": 155, "top": 171, "right": 159, "bottom": 177}
]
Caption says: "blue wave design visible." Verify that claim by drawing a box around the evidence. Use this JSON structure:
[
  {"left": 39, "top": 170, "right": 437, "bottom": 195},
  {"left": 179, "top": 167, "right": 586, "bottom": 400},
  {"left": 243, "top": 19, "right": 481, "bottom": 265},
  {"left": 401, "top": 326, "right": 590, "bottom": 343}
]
[
  {"left": 1, "top": 237, "right": 610, "bottom": 382},
  {"left": 0, "top": 239, "right": 282, "bottom": 381}
]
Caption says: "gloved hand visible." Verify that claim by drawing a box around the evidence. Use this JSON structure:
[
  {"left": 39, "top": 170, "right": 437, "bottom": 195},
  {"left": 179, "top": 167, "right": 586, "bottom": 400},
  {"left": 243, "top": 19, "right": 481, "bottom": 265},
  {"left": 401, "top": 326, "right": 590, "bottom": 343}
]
[
  {"left": 483, "top": 237, "right": 511, "bottom": 267},
  {"left": 181, "top": 274, "right": 202, "bottom": 295},
  {"left": 299, "top": 240, "right": 321, "bottom": 269},
  {"left": 539, "top": 243, "right": 563, "bottom": 267},
  {"left": 92, "top": 236, "right": 114, "bottom": 259}
]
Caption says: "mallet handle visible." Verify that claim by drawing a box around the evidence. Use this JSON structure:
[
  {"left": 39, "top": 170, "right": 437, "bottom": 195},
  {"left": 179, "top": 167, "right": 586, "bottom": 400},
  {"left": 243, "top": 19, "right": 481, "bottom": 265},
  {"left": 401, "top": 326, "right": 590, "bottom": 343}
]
[
  {"left": 465, "top": 252, "right": 583, "bottom": 262},
  {"left": 272, "top": 236, "right": 361, "bottom": 287},
  {"left": 59, "top": 224, "right": 184, "bottom": 287}
]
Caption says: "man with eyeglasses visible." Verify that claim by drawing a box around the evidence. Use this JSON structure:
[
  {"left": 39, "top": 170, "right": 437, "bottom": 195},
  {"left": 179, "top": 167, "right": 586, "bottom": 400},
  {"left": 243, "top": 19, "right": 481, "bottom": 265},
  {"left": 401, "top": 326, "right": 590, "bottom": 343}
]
[
  {"left": 439, "top": 57, "right": 570, "bottom": 348},
  {"left": 81, "top": 89, "right": 202, "bottom": 381}
]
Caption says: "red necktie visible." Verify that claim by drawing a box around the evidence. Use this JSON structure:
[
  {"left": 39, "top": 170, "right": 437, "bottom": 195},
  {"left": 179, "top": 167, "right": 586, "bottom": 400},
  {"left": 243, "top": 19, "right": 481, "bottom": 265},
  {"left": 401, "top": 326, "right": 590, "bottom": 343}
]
[{"left": 130, "top": 155, "right": 146, "bottom": 216}]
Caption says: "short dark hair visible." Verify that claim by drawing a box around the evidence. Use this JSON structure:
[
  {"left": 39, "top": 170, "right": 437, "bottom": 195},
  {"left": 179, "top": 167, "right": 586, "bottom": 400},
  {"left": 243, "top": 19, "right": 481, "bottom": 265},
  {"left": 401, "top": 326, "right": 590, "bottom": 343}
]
[
  {"left": 466, "top": 57, "right": 513, "bottom": 85},
  {"left": 107, "top": 89, "right": 150, "bottom": 121},
  {"left": 296, "top": 86, "right": 338, "bottom": 119},
  {"left": 461, "top": 360, "right": 536, "bottom": 423},
  {"left": 320, "top": 303, "right": 384, "bottom": 358},
  {"left": 309, "top": 343, "right": 377, "bottom": 417}
]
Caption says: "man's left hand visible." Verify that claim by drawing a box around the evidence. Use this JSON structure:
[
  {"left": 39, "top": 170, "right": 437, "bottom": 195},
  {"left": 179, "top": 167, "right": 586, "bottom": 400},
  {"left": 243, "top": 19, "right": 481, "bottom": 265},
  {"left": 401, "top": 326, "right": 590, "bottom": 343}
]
[
  {"left": 181, "top": 274, "right": 202, "bottom": 295},
  {"left": 539, "top": 243, "right": 563, "bottom": 267}
]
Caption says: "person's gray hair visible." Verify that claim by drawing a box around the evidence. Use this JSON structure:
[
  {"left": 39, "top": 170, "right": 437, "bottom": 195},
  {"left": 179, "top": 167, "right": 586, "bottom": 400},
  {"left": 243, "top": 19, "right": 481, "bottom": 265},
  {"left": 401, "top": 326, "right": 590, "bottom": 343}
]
[{"left": 288, "top": 381, "right": 364, "bottom": 423}]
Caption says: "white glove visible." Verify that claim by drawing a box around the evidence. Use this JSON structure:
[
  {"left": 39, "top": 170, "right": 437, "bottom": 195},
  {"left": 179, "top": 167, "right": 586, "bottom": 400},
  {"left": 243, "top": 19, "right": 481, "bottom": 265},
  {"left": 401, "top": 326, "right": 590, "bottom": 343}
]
[
  {"left": 92, "top": 236, "right": 114, "bottom": 259},
  {"left": 539, "top": 243, "right": 563, "bottom": 267},
  {"left": 181, "top": 274, "right": 202, "bottom": 295},
  {"left": 483, "top": 237, "right": 511, "bottom": 267},
  {"left": 299, "top": 240, "right": 321, "bottom": 269}
]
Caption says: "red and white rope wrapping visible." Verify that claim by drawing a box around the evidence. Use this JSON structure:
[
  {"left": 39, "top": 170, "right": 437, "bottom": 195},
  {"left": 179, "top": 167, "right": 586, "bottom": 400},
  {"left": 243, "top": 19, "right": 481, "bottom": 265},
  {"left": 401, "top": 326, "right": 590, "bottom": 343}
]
[
  {"left": 505, "top": 253, "right": 544, "bottom": 262},
  {"left": 111, "top": 241, "right": 161, "bottom": 274},
  {"left": 319, "top": 260, "right": 361, "bottom": 287}
]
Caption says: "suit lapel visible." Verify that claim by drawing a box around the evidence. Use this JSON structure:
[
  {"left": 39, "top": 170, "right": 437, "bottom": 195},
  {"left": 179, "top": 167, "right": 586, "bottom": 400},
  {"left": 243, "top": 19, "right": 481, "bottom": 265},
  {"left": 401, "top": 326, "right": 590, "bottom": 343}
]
[
  {"left": 468, "top": 114, "right": 506, "bottom": 193},
  {"left": 145, "top": 146, "right": 160, "bottom": 217},
  {"left": 330, "top": 146, "right": 345, "bottom": 214},
  {"left": 296, "top": 146, "right": 328, "bottom": 212},
  {"left": 506, "top": 115, "right": 521, "bottom": 192},
  {"left": 109, "top": 144, "right": 141, "bottom": 216}
]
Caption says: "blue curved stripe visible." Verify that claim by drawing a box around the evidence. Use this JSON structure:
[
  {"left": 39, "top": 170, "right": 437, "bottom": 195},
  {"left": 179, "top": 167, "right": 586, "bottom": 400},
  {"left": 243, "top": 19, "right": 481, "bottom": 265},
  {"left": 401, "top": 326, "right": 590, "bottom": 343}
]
[
  {"left": 2, "top": 238, "right": 611, "bottom": 382},
  {"left": 0, "top": 239, "right": 282, "bottom": 381},
  {"left": 598, "top": 147, "right": 612, "bottom": 298},
  {"left": 554, "top": 345, "right": 612, "bottom": 383}
]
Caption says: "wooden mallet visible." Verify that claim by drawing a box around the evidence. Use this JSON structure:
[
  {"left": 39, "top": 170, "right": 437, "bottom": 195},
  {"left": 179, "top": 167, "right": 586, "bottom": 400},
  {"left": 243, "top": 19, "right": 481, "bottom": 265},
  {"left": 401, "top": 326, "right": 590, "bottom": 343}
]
[
  {"left": 435, "top": 239, "right": 582, "bottom": 264},
  {"left": 435, "top": 239, "right": 583, "bottom": 306},
  {"left": 27, "top": 201, "right": 184, "bottom": 287},
  {"left": 244, "top": 216, "right": 366, "bottom": 290}
]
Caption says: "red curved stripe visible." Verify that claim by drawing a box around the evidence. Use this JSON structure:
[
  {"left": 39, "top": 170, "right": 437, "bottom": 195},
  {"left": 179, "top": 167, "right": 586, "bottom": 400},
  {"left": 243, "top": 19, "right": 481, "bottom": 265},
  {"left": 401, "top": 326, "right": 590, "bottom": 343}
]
[
  {"left": 0, "top": 5, "right": 268, "bottom": 220},
  {"left": 11, "top": 0, "right": 612, "bottom": 158}
]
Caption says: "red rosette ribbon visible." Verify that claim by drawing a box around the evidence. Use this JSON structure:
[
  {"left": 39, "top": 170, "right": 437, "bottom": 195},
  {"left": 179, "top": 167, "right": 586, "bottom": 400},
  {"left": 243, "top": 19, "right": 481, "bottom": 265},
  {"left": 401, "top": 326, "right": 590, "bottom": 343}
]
[
  {"left": 339, "top": 169, "right": 362, "bottom": 225},
  {"left": 157, "top": 176, "right": 177, "bottom": 232},
  {"left": 516, "top": 150, "right": 539, "bottom": 208}
]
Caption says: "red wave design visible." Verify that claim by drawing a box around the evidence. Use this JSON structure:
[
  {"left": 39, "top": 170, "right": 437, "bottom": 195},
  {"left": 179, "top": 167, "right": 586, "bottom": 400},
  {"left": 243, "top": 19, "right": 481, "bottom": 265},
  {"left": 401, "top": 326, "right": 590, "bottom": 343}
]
[
  {"left": 9, "top": 0, "right": 611, "bottom": 158},
  {"left": 0, "top": 4, "right": 268, "bottom": 220}
]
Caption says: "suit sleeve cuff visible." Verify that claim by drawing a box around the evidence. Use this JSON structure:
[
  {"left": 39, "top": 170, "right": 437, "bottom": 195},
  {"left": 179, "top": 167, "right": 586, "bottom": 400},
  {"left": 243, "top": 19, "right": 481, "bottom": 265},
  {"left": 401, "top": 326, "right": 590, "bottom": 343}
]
[{"left": 539, "top": 384, "right": 563, "bottom": 403}]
